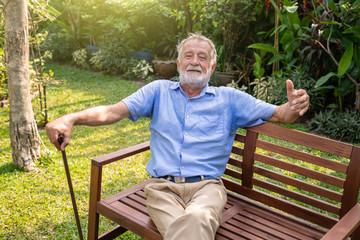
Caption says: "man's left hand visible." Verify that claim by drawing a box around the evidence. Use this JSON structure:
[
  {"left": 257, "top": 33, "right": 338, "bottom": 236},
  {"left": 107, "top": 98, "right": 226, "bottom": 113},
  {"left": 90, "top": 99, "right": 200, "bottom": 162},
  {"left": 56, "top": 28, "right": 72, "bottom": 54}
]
[{"left": 286, "top": 80, "right": 309, "bottom": 116}]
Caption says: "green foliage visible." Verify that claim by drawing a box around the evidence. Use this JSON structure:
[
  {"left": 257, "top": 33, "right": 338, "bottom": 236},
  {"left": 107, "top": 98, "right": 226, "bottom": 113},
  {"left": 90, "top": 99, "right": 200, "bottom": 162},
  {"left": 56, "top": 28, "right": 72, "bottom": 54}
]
[
  {"left": 41, "top": 28, "right": 79, "bottom": 62},
  {"left": 251, "top": 0, "right": 360, "bottom": 113},
  {"left": 337, "top": 43, "right": 354, "bottom": 78},
  {"left": 248, "top": 0, "right": 303, "bottom": 68},
  {"left": 251, "top": 76, "right": 279, "bottom": 103},
  {"left": 28, "top": 0, "right": 60, "bottom": 126},
  {"left": 189, "top": 0, "right": 263, "bottom": 72},
  {"left": 253, "top": 53, "right": 265, "bottom": 80},
  {"left": 309, "top": 109, "right": 360, "bottom": 143},
  {"left": 48, "top": 0, "right": 177, "bottom": 57},
  {"left": 132, "top": 60, "right": 154, "bottom": 80},
  {"left": 89, "top": 49, "right": 104, "bottom": 71},
  {"left": 72, "top": 48, "right": 89, "bottom": 69},
  {"left": 91, "top": 36, "right": 129, "bottom": 74}
]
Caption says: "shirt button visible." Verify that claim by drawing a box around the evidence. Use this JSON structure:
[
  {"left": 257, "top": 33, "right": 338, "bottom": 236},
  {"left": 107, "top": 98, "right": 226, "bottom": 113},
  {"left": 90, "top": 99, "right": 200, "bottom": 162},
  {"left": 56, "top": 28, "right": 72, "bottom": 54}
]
[
  {"left": 183, "top": 149, "right": 186, "bottom": 152},
  {"left": 181, "top": 166, "right": 184, "bottom": 170},
  {"left": 188, "top": 99, "right": 191, "bottom": 102},
  {"left": 185, "top": 132, "right": 188, "bottom": 136},
  {"left": 186, "top": 115, "right": 189, "bottom": 118}
]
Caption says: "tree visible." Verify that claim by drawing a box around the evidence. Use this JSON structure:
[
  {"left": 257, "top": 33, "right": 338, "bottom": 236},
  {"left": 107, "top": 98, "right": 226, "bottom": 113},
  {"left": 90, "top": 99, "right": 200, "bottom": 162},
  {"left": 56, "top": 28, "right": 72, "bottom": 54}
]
[{"left": 4, "top": 0, "right": 41, "bottom": 171}]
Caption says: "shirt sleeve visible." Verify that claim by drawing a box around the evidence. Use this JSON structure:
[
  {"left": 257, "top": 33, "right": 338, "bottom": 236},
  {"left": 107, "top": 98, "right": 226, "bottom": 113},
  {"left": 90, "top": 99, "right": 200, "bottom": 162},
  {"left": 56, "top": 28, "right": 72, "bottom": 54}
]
[
  {"left": 232, "top": 89, "right": 276, "bottom": 128},
  {"left": 122, "top": 81, "right": 160, "bottom": 122}
]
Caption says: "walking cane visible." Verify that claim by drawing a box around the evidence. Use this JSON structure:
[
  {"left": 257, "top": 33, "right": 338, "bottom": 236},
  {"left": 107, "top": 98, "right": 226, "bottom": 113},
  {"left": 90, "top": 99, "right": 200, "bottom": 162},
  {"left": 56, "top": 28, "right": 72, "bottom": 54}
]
[{"left": 58, "top": 135, "right": 84, "bottom": 240}]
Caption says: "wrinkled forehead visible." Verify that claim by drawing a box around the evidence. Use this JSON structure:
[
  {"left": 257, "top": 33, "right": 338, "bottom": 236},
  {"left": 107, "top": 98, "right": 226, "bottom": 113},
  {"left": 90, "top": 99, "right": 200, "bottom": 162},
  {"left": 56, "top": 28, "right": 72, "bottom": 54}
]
[{"left": 182, "top": 39, "right": 212, "bottom": 56}]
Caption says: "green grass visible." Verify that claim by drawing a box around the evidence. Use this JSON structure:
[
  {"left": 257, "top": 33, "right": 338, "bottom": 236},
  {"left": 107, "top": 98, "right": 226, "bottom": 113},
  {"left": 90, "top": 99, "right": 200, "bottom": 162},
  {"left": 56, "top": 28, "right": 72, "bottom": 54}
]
[{"left": 0, "top": 62, "right": 150, "bottom": 239}]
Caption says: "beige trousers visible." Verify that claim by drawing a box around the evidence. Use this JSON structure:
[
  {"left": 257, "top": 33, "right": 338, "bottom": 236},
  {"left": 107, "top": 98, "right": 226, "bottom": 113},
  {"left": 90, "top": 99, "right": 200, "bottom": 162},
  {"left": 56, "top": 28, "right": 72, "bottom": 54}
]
[{"left": 145, "top": 178, "right": 227, "bottom": 240}]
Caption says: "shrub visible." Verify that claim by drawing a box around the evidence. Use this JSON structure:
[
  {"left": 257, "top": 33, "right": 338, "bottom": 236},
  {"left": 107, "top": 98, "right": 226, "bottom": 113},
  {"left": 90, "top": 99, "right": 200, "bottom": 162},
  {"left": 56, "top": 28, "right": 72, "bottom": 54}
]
[
  {"left": 72, "top": 48, "right": 89, "bottom": 69},
  {"left": 251, "top": 76, "right": 279, "bottom": 104},
  {"left": 309, "top": 109, "right": 360, "bottom": 143},
  {"left": 132, "top": 60, "right": 153, "bottom": 80},
  {"left": 89, "top": 50, "right": 104, "bottom": 71},
  {"left": 90, "top": 33, "right": 129, "bottom": 74},
  {"left": 41, "top": 29, "right": 79, "bottom": 62}
]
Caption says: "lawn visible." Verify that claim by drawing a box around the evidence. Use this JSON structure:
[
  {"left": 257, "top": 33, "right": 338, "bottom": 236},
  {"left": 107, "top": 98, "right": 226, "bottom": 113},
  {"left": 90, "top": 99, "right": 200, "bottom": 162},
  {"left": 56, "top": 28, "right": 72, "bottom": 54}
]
[{"left": 0, "top": 62, "right": 150, "bottom": 239}]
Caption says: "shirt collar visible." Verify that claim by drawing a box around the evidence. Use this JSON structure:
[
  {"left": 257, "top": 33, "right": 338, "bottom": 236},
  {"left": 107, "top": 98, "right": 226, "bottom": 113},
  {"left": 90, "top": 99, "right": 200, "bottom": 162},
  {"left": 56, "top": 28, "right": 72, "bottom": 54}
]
[{"left": 171, "top": 82, "right": 216, "bottom": 98}]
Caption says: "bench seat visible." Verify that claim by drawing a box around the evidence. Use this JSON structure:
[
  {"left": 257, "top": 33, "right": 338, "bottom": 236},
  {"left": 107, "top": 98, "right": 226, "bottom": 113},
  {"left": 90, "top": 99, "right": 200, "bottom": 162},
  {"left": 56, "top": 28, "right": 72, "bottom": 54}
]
[{"left": 97, "top": 180, "right": 329, "bottom": 240}]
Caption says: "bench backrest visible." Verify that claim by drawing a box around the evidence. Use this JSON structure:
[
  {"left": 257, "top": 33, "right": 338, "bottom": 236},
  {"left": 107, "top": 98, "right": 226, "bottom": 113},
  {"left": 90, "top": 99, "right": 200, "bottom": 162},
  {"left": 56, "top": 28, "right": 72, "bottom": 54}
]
[{"left": 222, "top": 123, "right": 360, "bottom": 229}]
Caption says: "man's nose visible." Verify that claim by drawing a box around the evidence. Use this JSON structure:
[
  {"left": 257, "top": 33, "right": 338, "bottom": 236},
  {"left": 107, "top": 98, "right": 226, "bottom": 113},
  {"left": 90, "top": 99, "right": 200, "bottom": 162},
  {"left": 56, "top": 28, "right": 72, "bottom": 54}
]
[{"left": 190, "top": 56, "right": 199, "bottom": 65}]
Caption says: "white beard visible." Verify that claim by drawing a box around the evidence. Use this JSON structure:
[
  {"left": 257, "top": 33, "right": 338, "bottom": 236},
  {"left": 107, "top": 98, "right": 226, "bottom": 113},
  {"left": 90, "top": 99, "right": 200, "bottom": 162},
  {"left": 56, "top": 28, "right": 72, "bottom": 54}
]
[{"left": 179, "top": 65, "right": 212, "bottom": 89}]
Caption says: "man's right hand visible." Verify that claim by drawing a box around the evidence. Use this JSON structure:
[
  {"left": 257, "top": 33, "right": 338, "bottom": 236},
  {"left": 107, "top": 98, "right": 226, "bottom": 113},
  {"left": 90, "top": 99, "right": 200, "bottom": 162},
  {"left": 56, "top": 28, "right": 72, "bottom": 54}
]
[{"left": 45, "top": 115, "right": 74, "bottom": 151}]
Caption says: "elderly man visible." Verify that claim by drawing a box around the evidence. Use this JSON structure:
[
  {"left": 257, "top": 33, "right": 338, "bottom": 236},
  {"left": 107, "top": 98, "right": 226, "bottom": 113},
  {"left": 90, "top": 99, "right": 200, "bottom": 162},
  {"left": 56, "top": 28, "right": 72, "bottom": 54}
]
[{"left": 46, "top": 33, "right": 309, "bottom": 240}]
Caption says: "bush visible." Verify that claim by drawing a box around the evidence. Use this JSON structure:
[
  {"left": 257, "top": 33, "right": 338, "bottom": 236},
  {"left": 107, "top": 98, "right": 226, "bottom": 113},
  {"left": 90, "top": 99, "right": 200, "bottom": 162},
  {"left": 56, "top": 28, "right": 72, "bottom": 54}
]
[
  {"left": 72, "top": 48, "right": 89, "bottom": 69},
  {"left": 89, "top": 50, "right": 104, "bottom": 71},
  {"left": 88, "top": 32, "right": 130, "bottom": 74},
  {"left": 309, "top": 109, "right": 360, "bottom": 143},
  {"left": 41, "top": 29, "right": 79, "bottom": 62}
]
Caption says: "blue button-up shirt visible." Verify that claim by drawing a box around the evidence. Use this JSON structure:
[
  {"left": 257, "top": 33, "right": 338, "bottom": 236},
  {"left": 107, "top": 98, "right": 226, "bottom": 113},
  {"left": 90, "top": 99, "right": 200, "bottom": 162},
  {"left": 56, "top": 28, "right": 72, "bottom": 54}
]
[{"left": 123, "top": 80, "right": 276, "bottom": 178}]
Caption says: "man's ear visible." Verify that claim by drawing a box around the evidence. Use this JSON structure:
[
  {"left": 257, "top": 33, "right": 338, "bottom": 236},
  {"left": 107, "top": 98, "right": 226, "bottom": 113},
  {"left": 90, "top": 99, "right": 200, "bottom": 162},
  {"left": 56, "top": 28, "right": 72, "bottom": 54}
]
[
  {"left": 211, "top": 62, "right": 217, "bottom": 73},
  {"left": 177, "top": 59, "right": 180, "bottom": 72}
]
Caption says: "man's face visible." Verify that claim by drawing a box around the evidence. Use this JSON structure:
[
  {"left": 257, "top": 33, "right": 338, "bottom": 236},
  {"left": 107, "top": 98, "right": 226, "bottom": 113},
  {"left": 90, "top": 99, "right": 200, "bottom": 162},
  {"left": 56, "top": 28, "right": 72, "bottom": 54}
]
[{"left": 177, "top": 39, "right": 216, "bottom": 89}]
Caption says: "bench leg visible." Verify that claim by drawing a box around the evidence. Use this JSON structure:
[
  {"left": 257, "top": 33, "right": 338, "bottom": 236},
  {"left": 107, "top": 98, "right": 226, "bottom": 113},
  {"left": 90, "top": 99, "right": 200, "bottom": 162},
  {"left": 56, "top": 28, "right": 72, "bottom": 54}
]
[
  {"left": 352, "top": 227, "right": 360, "bottom": 240},
  {"left": 88, "top": 164, "right": 103, "bottom": 240}
]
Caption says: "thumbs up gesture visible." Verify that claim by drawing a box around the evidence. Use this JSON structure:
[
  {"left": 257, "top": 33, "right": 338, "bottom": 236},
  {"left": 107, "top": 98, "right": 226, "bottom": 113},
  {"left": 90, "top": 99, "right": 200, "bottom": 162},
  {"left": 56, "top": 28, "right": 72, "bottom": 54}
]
[{"left": 286, "top": 80, "right": 309, "bottom": 117}]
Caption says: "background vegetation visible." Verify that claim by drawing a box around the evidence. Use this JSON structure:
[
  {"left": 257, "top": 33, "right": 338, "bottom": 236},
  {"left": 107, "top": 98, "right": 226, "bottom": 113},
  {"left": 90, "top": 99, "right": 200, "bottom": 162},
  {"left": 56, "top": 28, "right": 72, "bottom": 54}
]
[{"left": 2, "top": 0, "right": 359, "bottom": 141}]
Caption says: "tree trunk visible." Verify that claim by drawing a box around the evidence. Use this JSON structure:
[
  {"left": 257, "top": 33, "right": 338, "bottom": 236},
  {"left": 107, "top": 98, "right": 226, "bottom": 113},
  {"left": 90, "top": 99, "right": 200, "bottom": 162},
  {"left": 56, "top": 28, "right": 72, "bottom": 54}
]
[
  {"left": 183, "top": 0, "right": 192, "bottom": 34},
  {"left": 4, "top": 0, "right": 41, "bottom": 171}
]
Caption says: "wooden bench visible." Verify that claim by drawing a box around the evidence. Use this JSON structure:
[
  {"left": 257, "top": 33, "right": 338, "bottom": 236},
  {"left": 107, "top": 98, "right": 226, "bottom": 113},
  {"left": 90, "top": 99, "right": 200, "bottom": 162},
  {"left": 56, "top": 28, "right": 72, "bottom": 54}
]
[{"left": 87, "top": 122, "right": 360, "bottom": 240}]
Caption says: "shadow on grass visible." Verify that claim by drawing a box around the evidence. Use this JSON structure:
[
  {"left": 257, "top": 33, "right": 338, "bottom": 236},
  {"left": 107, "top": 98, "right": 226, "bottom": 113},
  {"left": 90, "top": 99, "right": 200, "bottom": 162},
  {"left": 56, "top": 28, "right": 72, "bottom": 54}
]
[{"left": 0, "top": 162, "right": 25, "bottom": 176}]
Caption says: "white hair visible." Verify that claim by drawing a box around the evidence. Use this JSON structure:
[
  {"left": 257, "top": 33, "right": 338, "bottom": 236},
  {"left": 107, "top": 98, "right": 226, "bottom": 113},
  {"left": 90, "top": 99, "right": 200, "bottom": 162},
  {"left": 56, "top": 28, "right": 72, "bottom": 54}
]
[{"left": 176, "top": 33, "right": 217, "bottom": 66}]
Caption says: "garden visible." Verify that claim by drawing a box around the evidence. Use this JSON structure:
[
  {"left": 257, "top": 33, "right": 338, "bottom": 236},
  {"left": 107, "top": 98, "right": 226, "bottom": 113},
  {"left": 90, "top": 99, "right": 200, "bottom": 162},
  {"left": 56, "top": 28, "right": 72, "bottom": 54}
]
[{"left": 1, "top": 0, "right": 360, "bottom": 239}]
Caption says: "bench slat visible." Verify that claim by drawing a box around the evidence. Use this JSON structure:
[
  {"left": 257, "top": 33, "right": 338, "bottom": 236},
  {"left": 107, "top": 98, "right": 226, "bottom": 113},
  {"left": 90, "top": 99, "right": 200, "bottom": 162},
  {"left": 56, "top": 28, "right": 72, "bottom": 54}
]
[
  {"left": 255, "top": 139, "right": 348, "bottom": 173},
  {"left": 120, "top": 195, "right": 148, "bottom": 215},
  {"left": 229, "top": 215, "right": 299, "bottom": 240},
  {"left": 252, "top": 177, "right": 340, "bottom": 215},
  {"left": 246, "top": 124, "right": 353, "bottom": 158},
  {"left": 254, "top": 165, "right": 343, "bottom": 202},
  {"left": 102, "top": 181, "right": 148, "bottom": 204},
  {"left": 227, "top": 157, "right": 242, "bottom": 168},
  {"left": 223, "top": 170, "right": 340, "bottom": 216},
  {"left": 100, "top": 200, "right": 160, "bottom": 238},
  {"left": 235, "top": 211, "right": 311, "bottom": 240},
  {"left": 231, "top": 145, "right": 244, "bottom": 156},
  {"left": 245, "top": 204, "right": 326, "bottom": 238},
  {"left": 218, "top": 222, "right": 264, "bottom": 240},
  {"left": 222, "top": 177, "right": 338, "bottom": 228},
  {"left": 255, "top": 153, "right": 345, "bottom": 188},
  {"left": 225, "top": 165, "right": 343, "bottom": 203}
]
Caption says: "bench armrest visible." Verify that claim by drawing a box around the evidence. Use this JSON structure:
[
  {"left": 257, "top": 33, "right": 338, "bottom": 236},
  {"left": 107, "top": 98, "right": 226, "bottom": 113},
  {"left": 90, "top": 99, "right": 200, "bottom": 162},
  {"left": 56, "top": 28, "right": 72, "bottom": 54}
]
[
  {"left": 321, "top": 204, "right": 360, "bottom": 240},
  {"left": 91, "top": 141, "right": 150, "bottom": 167}
]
